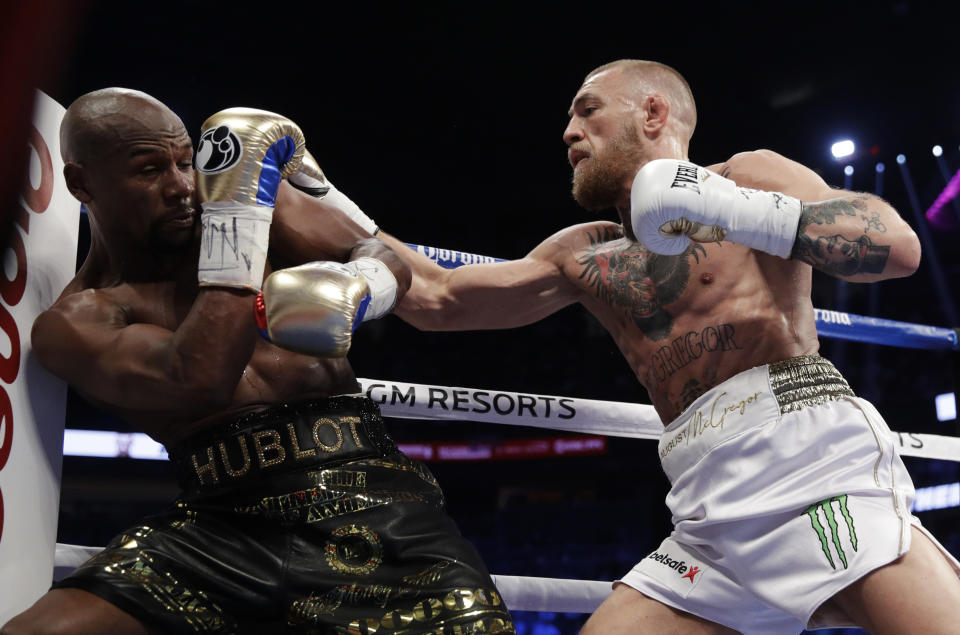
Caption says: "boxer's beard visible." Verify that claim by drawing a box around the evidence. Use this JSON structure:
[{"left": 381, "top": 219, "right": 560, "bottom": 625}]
[{"left": 572, "top": 121, "right": 644, "bottom": 212}]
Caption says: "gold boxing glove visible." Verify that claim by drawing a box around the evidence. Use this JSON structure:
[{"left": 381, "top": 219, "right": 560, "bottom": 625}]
[
  {"left": 195, "top": 108, "right": 306, "bottom": 290},
  {"left": 254, "top": 258, "right": 398, "bottom": 357},
  {"left": 288, "top": 150, "right": 379, "bottom": 236}
]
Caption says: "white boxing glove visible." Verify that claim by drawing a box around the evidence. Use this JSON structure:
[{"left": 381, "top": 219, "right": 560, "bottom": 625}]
[{"left": 630, "top": 159, "right": 803, "bottom": 258}]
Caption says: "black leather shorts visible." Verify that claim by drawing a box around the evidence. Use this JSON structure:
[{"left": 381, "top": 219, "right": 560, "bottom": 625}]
[{"left": 56, "top": 397, "right": 514, "bottom": 634}]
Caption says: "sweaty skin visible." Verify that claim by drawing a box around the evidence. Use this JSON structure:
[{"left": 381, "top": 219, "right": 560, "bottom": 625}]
[
  {"left": 389, "top": 61, "right": 936, "bottom": 635},
  {"left": 381, "top": 86, "right": 919, "bottom": 424},
  {"left": 31, "top": 90, "right": 411, "bottom": 447},
  {"left": 381, "top": 149, "right": 917, "bottom": 422}
]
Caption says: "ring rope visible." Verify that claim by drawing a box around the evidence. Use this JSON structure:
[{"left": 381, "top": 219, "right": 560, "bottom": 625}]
[
  {"left": 47, "top": 242, "right": 960, "bottom": 613},
  {"left": 358, "top": 378, "right": 960, "bottom": 463},
  {"left": 404, "top": 243, "right": 960, "bottom": 351},
  {"left": 50, "top": 380, "right": 960, "bottom": 612}
]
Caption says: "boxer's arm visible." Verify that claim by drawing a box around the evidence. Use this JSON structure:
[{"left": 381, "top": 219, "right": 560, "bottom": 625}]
[
  {"left": 378, "top": 230, "right": 581, "bottom": 331},
  {"left": 270, "top": 181, "right": 411, "bottom": 299},
  {"left": 713, "top": 150, "right": 921, "bottom": 281},
  {"left": 31, "top": 289, "right": 257, "bottom": 417}
]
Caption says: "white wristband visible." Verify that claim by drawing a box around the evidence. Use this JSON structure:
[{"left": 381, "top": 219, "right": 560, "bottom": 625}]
[
  {"left": 198, "top": 202, "right": 273, "bottom": 291},
  {"left": 323, "top": 184, "right": 379, "bottom": 235},
  {"left": 725, "top": 185, "right": 803, "bottom": 259},
  {"left": 344, "top": 257, "right": 398, "bottom": 321}
]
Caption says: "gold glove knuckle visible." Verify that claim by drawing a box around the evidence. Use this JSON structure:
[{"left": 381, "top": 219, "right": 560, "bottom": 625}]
[{"left": 196, "top": 107, "right": 306, "bottom": 203}]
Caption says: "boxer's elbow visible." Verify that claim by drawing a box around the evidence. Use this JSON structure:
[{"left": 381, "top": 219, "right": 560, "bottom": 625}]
[{"left": 891, "top": 228, "right": 922, "bottom": 278}]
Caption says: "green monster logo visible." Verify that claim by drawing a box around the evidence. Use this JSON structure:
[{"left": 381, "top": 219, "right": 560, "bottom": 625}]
[{"left": 804, "top": 495, "right": 858, "bottom": 569}]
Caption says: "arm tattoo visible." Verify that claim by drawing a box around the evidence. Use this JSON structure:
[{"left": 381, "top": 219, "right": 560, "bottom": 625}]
[
  {"left": 576, "top": 229, "right": 706, "bottom": 340},
  {"left": 790, "top": 195, "right": 890, "bottom": 276},
  {"left": 861, "top": 212, "right": 887, "bottom": 233}
]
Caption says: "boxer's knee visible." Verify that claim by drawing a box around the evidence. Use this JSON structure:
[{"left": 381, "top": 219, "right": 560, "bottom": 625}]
[
  {"left": 2, "top": 610, "right": 77, "bottom": 635},
  {"left": 1, "top": 588, "right": 148, "bottom": 635},
  {"left": 1, "top": 613, "right": 46, "bottom": 635}
]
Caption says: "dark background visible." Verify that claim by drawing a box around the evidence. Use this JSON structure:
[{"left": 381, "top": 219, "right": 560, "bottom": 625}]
[{"left": 34, "top": 1, "right": 960, "bottom": 633}]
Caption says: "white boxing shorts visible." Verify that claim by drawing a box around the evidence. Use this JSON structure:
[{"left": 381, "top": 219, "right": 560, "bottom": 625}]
[{"left": 619, "top": 355, "right": 960, "bottom": 634}]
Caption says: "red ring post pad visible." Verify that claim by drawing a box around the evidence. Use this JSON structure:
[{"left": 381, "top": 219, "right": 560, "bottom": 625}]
[{"left": 404, "top": 241, "right": 959, "bottom": 351}]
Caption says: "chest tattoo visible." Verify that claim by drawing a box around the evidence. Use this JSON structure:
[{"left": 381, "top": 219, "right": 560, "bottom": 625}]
[{"left": 576, "top": 229, "right": 706, "bottom": 340}]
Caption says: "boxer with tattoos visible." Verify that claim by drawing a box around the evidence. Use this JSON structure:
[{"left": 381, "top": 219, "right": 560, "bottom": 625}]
[{"left": 372, "top": 60, "right": 960, "bottom": 634}]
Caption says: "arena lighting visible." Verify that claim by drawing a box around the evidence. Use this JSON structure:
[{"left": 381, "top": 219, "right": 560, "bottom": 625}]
[
  {"left": 925, "top": 168, "right": 960, "bottom": 230},
  {"left": 843, "top": 165, "right": 854, "bottom": 176},
  {"left": 936, "top": 392, "right": 957, "bottom": 422},
  {"left": 830, "top": 139, "right": 855, "bottom": 159},
  {"left": 896, "top": 153, "right": 907, "bottom": 164},
  {"left": 912, "top": 482, "right": 960, "bottom": 513},
  {"left": 933, "top": 145, "right": 944, "bottom": 157},
  {"left": 875, "top": 162, "right": 885, "bottom": 173}
]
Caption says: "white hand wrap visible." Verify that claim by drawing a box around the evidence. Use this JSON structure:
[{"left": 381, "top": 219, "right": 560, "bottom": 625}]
[
  {"left": 343, "top": 257, "right": 397, "bottom": 321},
  {"left": 197, "top": 202, "right": 273, "bottom": 289},
  {"left": 323, "top": 184, "right": 379, "bottom": 235},
  {"left": 195, "top": 108, "right": 306, "bottom": 290},
  {"left": 630, "top": 159, "right": 802, "bottom": 258}
]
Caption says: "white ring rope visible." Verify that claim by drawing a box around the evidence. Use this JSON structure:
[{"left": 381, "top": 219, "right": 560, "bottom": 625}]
[
  {"left": 358, "top": 379, "right": 960, "bottom": 463},
  {"left": 49, "top": 239, "right": 959, "bottom": 616},
  {"left": 51, "top": 377, "right": 959, "bottom": 613},
  {"left": 405, "top": 243, "right": 960, "bottom": 351}
]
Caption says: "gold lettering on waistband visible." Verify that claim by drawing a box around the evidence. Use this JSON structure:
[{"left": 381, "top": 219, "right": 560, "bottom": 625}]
[
  {"left": 288, "top": 422, "right": 316, "bottom": 460},
  {"left": 342, "top": 415, "right": 363, "bottom": 447},
  {"left": 312, "top": 417, "right": 344, "bottom": 453},
  {"left": 192, "top": 446, "right": 219, "bottom": 486},
  {"left": 252, "top": 429, "right": 286, "bottom": 468},
  {"left": 321, "top": 469, "right": 367, "bottom": 489},
  {"left": 218, "top": 436, "right": 251, "bottom": 478}
]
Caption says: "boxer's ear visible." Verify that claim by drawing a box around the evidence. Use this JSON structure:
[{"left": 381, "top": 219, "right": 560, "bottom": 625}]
[
  {"left": 641, "top": 93, "right": 671, "bottom": 136},
  {"left": 63, "top": 163, "right": 92, "bottom": 204}
]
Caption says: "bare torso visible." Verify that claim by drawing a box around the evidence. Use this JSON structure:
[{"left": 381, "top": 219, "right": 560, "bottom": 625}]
[
  {"left": 56, "top": 270, "right": 358, "bottom": 446},
  {"left": 556, "top": 220, "right": 819, "bottom": 422},
  {"left": 39, "top": 181, "right": 400, "bottom": 448}
]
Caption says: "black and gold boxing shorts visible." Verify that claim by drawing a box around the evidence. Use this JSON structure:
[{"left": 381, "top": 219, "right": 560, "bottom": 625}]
[{"left": 55, "top": 396, "right": 514, "bottom": 634}]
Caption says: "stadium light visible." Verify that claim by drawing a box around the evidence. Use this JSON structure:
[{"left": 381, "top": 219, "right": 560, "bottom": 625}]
[
  {"left": 936, "top": 392, "right": 957, "bottom": 421},
  {"left": 831, "top": 140, "right": 855, "bottom": 159},
  {"left": 933, "top": 145, "right": 944, "bottom": 157}
]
